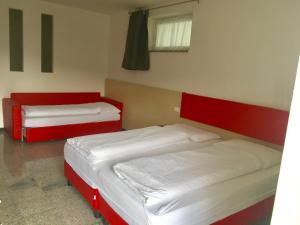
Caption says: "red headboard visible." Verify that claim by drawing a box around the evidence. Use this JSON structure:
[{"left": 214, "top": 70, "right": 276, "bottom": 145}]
[
  {"left": 180, "top": 92, "right": 289, "bottom": 145},
  {"left": 11, "top": 92, "right": 102, "bottom": 105}
]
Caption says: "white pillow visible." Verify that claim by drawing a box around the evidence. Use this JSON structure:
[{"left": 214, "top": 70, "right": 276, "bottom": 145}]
[
  {"left": 214, "top": 139, "right": 282, "bottom": 169},
  {"left": 167, "top": 124, "right": 221, "bottom": 142},
  {"left": 96, "top": 102, "right": 120, "bottom": 114}
]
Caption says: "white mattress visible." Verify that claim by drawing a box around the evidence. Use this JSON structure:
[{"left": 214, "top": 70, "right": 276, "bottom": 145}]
[
  {"left": 23, "top": 113, "right": 120, "bottom": 128},
  {"left": 97, "top": 164, "right": 279, "bottom": 225},
  {"left": 64, "top": 140, "right": 218, "bottom": 188},
  {"left": 22, "top": 102, "right": 120, "bottom": 117}
]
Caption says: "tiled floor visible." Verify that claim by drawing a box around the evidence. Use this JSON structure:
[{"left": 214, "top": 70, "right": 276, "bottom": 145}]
[{"left": 0, "top": 131, "right": 105, "bottom": 225}]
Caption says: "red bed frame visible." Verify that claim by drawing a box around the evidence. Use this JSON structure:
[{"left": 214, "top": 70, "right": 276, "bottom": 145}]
[
  {"left": 64, "top": 92, "right": 289, "bottom": 225},
  {"left": 2, "top": 92, "right": 123, "bottom": 142}
]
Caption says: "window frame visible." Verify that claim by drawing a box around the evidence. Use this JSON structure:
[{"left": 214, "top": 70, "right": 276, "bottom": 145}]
[{"left": 149, "top": 14, "right": 193, "bottom": 52}]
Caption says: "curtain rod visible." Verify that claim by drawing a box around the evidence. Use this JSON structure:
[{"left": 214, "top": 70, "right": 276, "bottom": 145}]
[{"left": 128, "top": 0, "right": 199, "bottom": 14}]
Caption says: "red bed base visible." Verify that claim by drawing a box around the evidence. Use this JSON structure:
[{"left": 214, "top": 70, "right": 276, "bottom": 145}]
[
  {"left": 64, "top": 92, "right": 288, "bottom": 225},
  {"left": 2, "top": 92, "right": 123, "bottom": 142},
  {"left": 64, "top": 161, "right": 274, "bottom": 225},
  {"left": 64, "top": 161, "right": 127, "bottom": 225}
]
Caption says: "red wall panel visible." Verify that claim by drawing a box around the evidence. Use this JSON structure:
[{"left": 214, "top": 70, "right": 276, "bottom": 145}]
[{"left": 180, "top": 92, "right": 289, "bottom": 145}]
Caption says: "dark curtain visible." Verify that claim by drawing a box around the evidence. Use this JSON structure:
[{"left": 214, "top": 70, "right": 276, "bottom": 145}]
[{"left": 122, "top": 10, "right": 150, "bottom": 71}]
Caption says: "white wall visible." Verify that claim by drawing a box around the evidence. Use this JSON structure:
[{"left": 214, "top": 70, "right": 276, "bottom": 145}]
[
  {"left": 271, "top": 56, "right": 300, "bottom": 225},
  {"left": 108, "top": 0, "right": 300, "bottom": 111},
  {"left": 0, "top": 0, "right": 110, "bottom": 127}
]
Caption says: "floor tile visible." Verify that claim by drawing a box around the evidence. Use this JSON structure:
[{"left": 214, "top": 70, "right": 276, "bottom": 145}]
[
  {"left": 0, "top": 202, "right": 22, "bottom": 224},
  {"left": 0, "top": 131, "right": 104, "bottom": 224},
  {"left": 14, "top": 195, "right": 55, "bottom": 218},
  {"left": 9, "top": 186, "right": 44, "bottom": 202},
  {"left": 24, "top": 209, "right": 66, "bottom": 225}
]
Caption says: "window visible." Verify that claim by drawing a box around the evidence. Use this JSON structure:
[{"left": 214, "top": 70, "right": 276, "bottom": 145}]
[{"left": 149, "top": 15, "right": 193, "bottom": 52}]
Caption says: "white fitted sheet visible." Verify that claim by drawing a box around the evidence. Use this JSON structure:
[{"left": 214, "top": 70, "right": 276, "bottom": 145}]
[
  {"left": 64, "top": 140, "right": 219, "bottom": 188},
  {"left": 97, "top": 164, "right": 279, "bottom": 225},
  {"left": 23, "top": 113, "right": 120, "bottom": 128}
]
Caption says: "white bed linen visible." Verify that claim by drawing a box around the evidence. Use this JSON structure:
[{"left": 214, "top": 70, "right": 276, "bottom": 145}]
[
  {"left": 97, "top": 164, "right": 279, "bottom": 225},
  {"left": 67, "top": 126, "right": 160, "bottom": 150},
  {"left": 23, "top": 113, "right": 120, "bottom": 128},
  {"left": 64, "top": 140, "right": 218, "bottom": 188},
  {"left": 64, "top": 138, "right": 280, "bottom": 225},
  {"left": 67, "top": 125, "right": 220, "bottom": 164},
  {"left": 22, "top": 102, "right": 120, "bottom": 117},
  {"left": 113, "top": 140, "right": 281, "bottom": 213},
  {"left": 214, "top": 139, "right": 282, "bottom": 168}
]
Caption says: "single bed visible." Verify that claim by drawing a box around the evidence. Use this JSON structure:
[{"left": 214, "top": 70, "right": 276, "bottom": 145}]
[
  {"left": 108, "top": 139, "right": 282, "bottom": 225},
  {"left": 22, "top": 112, "right": 120, "bottom": 128},
  {"left": 2, "top": 92, "right": 123, "bottom": 142},
  {"left": 64, "top": 92, "right": 289, "bottom": 225},
  {"left": 98, "top": 159, "right": 280, "bottom": 225}
]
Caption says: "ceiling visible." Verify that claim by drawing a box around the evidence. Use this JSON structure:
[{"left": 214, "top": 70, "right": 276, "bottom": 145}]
[{"left": 43, "top": 0, "right": 183, "bottom": 14}]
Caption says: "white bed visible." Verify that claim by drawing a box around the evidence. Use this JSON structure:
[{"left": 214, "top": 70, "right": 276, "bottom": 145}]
[
  {"left": 96, "top": 139, "right": 281, "bottom": 225},
  {"left": 64, "top": 124, "right": 221, "bottom": 188},
  {"left": 64, "top": 125, "right": 280, "bottom": 225},
  {"left": 113, "top": 139, "right": 281, "bottom": 212},
  {"left": 22, "top": 102, "right": 120, "bottom": 128},
  {"left": 97, "top": 163, "right": 279, "bottom": 225},
  {"left": 23, "top": 113, "right": 120, "bottom": 128}
]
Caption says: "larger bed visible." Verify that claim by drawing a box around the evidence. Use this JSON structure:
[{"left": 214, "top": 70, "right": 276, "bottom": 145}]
[
  {"left": 64, "top": 92, "right": 289, "bottom": 225},
  {"left": 65, "top": 123, "right": 222, "bottom": 219}
]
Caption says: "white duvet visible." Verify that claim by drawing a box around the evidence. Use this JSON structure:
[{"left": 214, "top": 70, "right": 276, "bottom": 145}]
[
  {"left": 67, "top": 124, "right": 220, "bottom": 164},
  {"left": 22, "top": 102, "right": 120, "bottom": 117},
  {"left": 113, "top": 139, "right": 282, "bottom": 214}
]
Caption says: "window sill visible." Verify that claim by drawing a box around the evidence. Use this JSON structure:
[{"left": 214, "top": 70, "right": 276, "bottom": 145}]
[{"left": 149, "top": 49, "right": 189, "bottom": 53}]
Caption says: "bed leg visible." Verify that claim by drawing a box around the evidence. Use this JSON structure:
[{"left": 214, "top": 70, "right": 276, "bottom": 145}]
[
  {"left": 67, "top": 180, "right": 72, "bottom": 186},
  {"left": 93, "top": 211, "right": 102, "bottom": 218},
  {"left": 100, "top": 217, "right": 110, "bottom": 225},
  {"left": 21, "top": 127, "right": 26, "bottom": 142}
]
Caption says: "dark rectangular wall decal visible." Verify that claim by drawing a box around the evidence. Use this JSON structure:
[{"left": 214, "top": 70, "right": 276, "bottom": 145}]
[
  {"left": 9, "top": 8, "right": 23, "bottom": 72},
  {"left": 41, "top": 14, "right": 53, "bottom": 73}
]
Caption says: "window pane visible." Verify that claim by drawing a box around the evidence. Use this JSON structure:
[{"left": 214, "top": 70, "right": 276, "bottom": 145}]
[{"left": 154, "top": 16, "right": 192, "bottom": 50}]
